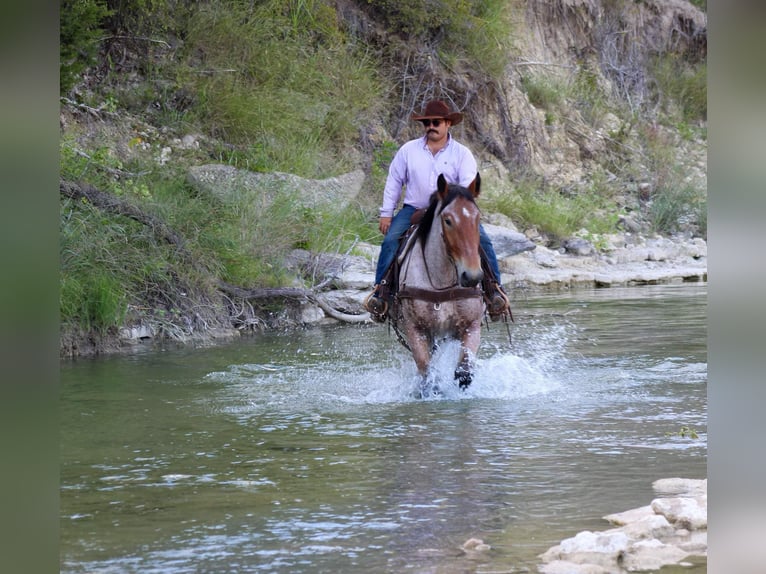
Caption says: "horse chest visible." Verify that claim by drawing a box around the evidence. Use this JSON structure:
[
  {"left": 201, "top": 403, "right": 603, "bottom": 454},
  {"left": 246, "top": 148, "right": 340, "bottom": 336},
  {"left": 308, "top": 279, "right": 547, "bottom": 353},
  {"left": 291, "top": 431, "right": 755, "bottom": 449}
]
[{"left": 402, "top": 299, "right": 482, "bottom": 336}]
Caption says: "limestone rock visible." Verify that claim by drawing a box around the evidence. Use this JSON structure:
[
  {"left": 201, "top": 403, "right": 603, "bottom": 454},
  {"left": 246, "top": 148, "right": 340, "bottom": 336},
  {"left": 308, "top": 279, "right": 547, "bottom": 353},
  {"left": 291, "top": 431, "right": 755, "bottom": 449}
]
[
  {"left": 540, "top": 478, "right": 707, "bottom": 573},
  {"left": 482, "top": 223, "right": 537, "bottom": 258},
  {"left": 187, "top": 165, "right": 365, "bottom": 211}
]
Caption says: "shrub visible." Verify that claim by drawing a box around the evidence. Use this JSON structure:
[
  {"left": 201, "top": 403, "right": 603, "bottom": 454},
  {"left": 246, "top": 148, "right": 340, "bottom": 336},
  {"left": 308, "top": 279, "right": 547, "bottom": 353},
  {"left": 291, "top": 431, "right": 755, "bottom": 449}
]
[
  {"left": 60, "top": 0, "right": 112, "bottom": 94},
  {"left": 521, "top": 75, "right": 564, "bottom": 112},
  {"left": 364, "top": 0, "right": 512, "bottom": 79}
]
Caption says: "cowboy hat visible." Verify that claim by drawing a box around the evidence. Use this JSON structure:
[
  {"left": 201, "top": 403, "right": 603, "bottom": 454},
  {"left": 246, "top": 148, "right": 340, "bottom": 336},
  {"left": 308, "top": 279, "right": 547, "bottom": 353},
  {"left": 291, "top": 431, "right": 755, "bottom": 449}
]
[{"left": 411, "top": 99, "right": 463, "bottom": 126}]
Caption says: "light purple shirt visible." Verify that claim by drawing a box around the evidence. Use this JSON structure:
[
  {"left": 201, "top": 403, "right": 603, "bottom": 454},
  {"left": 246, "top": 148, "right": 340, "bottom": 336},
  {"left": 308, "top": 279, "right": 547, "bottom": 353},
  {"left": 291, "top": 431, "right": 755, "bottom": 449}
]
[{"left": 379, "top": 134, "right": 478, "bottom": 217}]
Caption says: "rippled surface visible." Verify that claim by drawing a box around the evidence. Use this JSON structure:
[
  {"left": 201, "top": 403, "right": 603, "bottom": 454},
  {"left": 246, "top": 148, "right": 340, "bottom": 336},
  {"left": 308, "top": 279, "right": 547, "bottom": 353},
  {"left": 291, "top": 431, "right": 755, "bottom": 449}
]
[{"left": 60, "top": 284, "right": 707, "bottom": 573}]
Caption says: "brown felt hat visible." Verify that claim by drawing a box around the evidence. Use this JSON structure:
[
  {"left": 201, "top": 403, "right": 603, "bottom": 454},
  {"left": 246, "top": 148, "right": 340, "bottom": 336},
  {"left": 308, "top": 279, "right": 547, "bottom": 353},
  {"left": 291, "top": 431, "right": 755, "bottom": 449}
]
[{"left": 411, "top": 99, "right": 463, "bottom": 126}]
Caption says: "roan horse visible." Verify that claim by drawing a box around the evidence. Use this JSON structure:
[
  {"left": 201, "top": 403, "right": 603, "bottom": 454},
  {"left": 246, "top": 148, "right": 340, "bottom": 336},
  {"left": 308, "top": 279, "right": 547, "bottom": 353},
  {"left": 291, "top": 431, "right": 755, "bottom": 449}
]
[{"left": 391, "top": 173, "right": 485, "bottom": 396}]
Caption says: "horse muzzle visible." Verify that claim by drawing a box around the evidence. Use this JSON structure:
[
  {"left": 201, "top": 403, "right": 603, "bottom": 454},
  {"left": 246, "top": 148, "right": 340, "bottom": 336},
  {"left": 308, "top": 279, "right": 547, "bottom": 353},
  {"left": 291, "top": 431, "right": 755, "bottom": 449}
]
[{"left": 458, "top": 267, "right": 483, "bottom": 288}]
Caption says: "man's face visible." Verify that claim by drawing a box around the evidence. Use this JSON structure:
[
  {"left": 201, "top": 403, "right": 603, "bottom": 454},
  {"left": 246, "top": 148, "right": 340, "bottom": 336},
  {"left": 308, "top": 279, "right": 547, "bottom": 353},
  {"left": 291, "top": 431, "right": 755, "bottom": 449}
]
[{"left": 421, "top": 118, "right": 451, "bottom": 140}]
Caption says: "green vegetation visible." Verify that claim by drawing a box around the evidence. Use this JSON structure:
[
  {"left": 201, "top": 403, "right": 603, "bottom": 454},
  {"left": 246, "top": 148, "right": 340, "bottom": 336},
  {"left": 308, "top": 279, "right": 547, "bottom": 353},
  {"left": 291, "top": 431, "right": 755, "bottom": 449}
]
[
  {"left": 519, "top": 75, "right": 565, "bottom": 125},
  {"left": 365, "top": 0, "right": 512, "bottom": 78},
  {"left": 60, "top": 0, "right": 112, "bottom": 94},
  {"left": 666, "top": 426, "right": 700, "bottom": 439},
  {"left": 651, "top": 54, "right": 707, "bottom": 126},
  {"left": 484, "top": 174, "right": 617, "bottom": 242}
]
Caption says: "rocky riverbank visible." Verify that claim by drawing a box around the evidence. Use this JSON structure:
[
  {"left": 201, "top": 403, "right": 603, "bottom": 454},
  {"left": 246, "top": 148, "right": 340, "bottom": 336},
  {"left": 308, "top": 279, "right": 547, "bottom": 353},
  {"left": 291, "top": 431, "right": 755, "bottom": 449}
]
[
  {"left": 539, "top": 478, "right": 707, "bottom": 573},
  {"left": 113, "top": 224, "right": 707, "bottom": 347},
  {"left": 283, "top": 226, "right": 707, "bottom": 327}
]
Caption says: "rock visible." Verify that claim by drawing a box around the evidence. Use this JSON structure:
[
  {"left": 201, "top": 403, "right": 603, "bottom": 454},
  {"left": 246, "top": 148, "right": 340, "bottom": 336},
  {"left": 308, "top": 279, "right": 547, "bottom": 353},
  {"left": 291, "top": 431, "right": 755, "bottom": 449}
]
[
  {"left": 119, "top": 325, "right": 155, "bottom": 341},
  {"left": 563, "top": 237, "right": 596, "bottom": 256},
  {"left": 290, "top": 210, "right": 706, "bottom": 326},
  {"left": 299, "top": 303, "right": 327, "bottom": 324},
  {"left": 621, "top": 539, "right": 689, "bottom": 571},
  {"left": 482, "top": 223, "right": 537, "bottom": 257},
  {"left": 462, "top": 537, "right": 491, "bottom": 551},
  {"left": 539, "top": 560, "right": 613, "bottom": 574},
  {"left": 651, "top": 496, "right": 707, "bottom": 530},
  {"left": 483, "top": 211, "right": 520, "bottom": 231},
  {"left": 652, "top": 478, "right": 707, "bottom": 497},
  {"left": 604, "top": 504, "right": 655, "bottom": 526},
  {"left": 619, "top": 514, "right": 675, "bottom": 540},
  {"left": 540, "top": 530, "right": 631, "bottom": 570},
  {"left": 186, "top": 165, "right": 365, "bottom": 211},
  {"left": 616, "top": 215, "right": 641, "bottom": 233},
  {"left": 540, "top": 478, "right": 707, "bottom": 573}
]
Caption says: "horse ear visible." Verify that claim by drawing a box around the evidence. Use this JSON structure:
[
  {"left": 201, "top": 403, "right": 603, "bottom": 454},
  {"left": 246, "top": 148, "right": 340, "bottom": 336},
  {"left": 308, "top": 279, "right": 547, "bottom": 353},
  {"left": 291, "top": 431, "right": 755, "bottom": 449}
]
[
  {"left": 437, "top": 173, "right": 448, "bottom": 200},
  {"left": 468, "top": 173, "right": 481, "bottom": 198}
]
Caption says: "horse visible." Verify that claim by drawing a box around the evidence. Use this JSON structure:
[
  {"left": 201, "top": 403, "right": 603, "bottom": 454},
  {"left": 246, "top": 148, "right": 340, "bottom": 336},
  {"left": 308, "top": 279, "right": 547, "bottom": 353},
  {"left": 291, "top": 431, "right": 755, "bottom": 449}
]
[{"left": 391, "top": 173, "right": 485, "bottom": 396}]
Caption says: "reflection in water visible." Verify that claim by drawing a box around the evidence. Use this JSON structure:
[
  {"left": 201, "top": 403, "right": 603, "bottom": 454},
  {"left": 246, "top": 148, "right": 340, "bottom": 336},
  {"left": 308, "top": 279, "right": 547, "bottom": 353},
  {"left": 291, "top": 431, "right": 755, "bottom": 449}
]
[{"left": 60, "top": 284, "right": 707, "bottom": 573}]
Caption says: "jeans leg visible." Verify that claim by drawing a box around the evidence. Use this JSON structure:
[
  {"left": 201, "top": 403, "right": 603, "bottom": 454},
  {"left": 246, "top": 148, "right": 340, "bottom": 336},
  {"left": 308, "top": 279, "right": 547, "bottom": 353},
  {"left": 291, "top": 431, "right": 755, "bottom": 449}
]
[
  {"left": 479, "top": 224, "right": 502, "bottom": 283},
  {"left": 374, "top": 206, "right": 417, "bottom": 284}
]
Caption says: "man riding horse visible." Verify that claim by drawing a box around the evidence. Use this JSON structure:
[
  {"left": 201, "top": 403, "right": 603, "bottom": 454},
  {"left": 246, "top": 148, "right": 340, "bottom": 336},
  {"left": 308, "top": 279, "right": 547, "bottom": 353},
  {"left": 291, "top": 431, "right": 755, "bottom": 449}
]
[{"left": 364, "top": 99, "right": 510, "bottom": 322}]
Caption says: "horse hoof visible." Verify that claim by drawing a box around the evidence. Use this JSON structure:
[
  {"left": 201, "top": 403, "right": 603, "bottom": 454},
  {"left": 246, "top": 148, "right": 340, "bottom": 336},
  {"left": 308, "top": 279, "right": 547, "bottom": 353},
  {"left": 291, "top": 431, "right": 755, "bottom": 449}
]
[
  {"left": 454, "top": 369, "right": 472, "bottom": 390},
  {"left": 412, "top": 377, "right": 442, "bottom": 399}
]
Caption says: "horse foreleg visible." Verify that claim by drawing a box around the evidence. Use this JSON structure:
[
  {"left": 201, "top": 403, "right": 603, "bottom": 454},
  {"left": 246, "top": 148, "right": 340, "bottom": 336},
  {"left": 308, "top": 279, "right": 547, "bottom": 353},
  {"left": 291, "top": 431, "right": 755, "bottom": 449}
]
[
  {"left": 455, "top": 326, "right": 481, "bottom": 389},
  {"left": 407, "top": 330, "right": 432, "bottom": 378}
]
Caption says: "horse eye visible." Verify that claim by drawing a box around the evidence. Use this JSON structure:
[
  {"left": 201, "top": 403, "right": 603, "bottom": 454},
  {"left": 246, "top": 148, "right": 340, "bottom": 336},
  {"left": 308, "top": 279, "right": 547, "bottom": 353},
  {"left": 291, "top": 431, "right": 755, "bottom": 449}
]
[{"left": 443, "top": 217, "right": 452, "bottom": 227}]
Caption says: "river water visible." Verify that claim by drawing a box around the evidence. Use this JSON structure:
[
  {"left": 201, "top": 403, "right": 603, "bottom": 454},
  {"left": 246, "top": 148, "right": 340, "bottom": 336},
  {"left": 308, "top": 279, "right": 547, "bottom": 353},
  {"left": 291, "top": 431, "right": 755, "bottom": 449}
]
[{"left": 60, "top": 284, "right": 707, "bottom": 573}]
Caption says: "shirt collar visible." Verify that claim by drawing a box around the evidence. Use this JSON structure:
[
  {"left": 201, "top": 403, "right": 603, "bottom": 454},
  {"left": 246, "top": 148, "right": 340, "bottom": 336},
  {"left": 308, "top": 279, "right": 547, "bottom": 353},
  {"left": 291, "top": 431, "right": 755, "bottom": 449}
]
[{"left": 420, "top": 132, "right": 452, "bottom": 149}]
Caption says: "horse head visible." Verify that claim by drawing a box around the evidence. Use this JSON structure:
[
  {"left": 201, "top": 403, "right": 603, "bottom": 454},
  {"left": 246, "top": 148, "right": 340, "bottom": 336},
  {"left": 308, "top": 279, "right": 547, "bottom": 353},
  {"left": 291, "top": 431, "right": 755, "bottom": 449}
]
[{"left": 435, "top": 173, "right": 483, "bottom": 288}]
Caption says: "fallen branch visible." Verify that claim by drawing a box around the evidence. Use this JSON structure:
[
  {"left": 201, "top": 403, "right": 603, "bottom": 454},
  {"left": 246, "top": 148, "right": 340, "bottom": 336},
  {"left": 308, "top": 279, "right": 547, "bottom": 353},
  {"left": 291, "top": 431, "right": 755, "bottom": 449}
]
[
  {"left": 218, "top": 281, "right": 371, "bottom": 323},
  {"left": 217, "top": 281, "right": 310, "bottom": 300},
  {"left": 60, "top": 179, "right": 192, "bottom": 258},
  {"left": 307, "top": 294, "right": 370, "bottom": 324}
]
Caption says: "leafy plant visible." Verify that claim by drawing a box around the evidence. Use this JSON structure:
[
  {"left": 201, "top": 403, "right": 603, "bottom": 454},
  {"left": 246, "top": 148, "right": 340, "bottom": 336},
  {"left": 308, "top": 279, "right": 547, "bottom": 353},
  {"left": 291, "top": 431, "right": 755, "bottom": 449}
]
[
  {"left": 179, "top": 0, "right": 382, "bottom": 178},
  {"left": 666, "top": 426, "right": 700, "bottom": 439}
]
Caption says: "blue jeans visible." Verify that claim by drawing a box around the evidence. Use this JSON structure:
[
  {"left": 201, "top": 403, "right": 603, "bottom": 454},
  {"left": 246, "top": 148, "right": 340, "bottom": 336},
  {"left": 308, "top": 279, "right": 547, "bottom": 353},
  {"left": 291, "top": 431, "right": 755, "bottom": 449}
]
[{"left": 374, "top": 205, "right": 502, "bottom": 285}]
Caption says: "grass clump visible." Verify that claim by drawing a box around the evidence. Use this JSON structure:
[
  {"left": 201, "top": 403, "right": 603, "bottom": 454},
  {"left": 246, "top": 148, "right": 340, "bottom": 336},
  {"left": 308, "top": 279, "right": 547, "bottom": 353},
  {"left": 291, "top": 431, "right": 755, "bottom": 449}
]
[
  {"left": 484, "top": 174, "right": 617, "bottom": 242},
  {"left": 647, "top": 183, "right": 703, "bottom": 236},
  {"left": 636, "top": 123, "right": 706, "bottom": 236},
  {"left": 651, "top": 54, "right": 707, "bottom": 127}
]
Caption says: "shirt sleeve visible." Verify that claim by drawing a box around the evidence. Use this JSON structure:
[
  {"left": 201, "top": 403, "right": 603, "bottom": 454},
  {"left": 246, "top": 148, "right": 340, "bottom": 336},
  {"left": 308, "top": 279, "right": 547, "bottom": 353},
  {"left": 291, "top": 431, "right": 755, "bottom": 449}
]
[
  {"left": 456, "top": 144, "right": 478, "bottom": 188},
  {"left": 380, "top": 145, "right": 409, "bottom": 217}
]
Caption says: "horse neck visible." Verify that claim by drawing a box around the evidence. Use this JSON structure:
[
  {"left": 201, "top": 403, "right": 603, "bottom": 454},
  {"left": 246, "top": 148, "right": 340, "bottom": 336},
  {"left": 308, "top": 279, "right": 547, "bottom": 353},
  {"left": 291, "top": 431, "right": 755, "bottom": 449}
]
[{"left": 422, "top": 203, "right": 458, "bottom": 289}]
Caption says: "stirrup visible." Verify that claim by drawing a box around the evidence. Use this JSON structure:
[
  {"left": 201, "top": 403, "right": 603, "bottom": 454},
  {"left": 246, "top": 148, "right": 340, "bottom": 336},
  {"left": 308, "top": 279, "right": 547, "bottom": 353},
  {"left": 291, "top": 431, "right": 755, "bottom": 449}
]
[
  {"left": 487, "top": 285, "right": 510, "bottom": 322},
  {"left": 363, "top": 288, "right": 388, "bottom": 323}
]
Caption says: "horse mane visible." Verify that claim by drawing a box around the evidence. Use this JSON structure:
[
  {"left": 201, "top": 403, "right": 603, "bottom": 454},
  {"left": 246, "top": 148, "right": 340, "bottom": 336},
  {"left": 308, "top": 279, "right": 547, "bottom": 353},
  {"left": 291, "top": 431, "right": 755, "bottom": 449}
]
[{"left": 416, "top": 185, "right": 477, "bottom": 247}]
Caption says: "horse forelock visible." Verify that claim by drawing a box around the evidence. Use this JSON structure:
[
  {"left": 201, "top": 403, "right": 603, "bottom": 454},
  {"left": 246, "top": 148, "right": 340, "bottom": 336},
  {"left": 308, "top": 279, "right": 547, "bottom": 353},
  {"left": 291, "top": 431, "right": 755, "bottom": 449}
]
[{"left": 416, "top": 186, "right": 477, "bottom": 246}]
